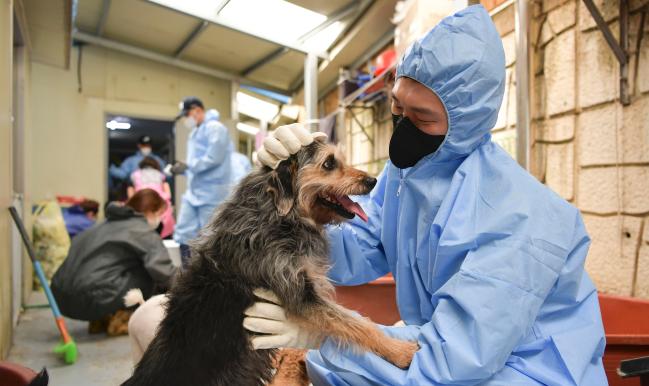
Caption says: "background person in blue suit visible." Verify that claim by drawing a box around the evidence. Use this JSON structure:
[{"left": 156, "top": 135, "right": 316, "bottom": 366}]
[
  {"left": 230, "top": 150, "right": 252, "bottom": 187},
  {"left": 173, "top": 97, "right": 233, "bottom": 266},
  {"left": 245, "top": 5, "right": 607, "bottom": 386},
  {"left": 109, "top": 135, "right": 166, "bottom": 182}
]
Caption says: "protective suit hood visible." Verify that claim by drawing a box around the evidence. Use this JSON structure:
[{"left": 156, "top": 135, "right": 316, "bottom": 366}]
[
  {"left": 396, "top": 5, "right": 505, "bottom": 164},
  {"left": 204, "top": 109, "right": 220, "bottom": 122}
]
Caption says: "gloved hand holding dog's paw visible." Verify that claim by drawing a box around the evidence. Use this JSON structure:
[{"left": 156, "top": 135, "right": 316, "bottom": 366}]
[
  {"left": 257, "top": 124, "right": 328, "bottom": 169},
  {"left": 243, "top": 288, "right": 325, "bottom": 350}
]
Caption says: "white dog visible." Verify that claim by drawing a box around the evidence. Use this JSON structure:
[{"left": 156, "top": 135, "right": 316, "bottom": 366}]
[{"left": 124, "top": 289, "right": 168, "bottom": 364}]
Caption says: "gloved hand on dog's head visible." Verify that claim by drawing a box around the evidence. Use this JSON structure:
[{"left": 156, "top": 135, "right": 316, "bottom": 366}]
[
  {"left": 257, "top": 124, "right": 328, "bottom": 169},
  {"left": 243, "top": 288, "right": 325, "bottom": 350}
]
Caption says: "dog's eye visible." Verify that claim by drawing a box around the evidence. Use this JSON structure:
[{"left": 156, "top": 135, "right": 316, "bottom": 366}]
[{"left": 322, "top": 156, "right": 337, "bottom": 171}]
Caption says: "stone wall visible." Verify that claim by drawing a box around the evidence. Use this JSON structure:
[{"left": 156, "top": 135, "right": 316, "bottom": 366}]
[
  {"left": 491, "top": 3, "right": 519, "bottom": 158},
  {"left": 532, "top": 0, "right": 649, "bottom": 297}
]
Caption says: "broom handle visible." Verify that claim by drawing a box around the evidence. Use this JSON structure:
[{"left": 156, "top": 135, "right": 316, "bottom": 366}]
[
  {"left": 8, "top": 206, "right": 37, "bottom": 263},
  {"left": 8, "top": 207, "right": 68, "bottom": 338}
]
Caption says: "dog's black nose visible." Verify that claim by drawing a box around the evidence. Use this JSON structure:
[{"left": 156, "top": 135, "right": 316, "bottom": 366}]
[{"left": 363, "top": 177, "right": 377, "bottom": 190}]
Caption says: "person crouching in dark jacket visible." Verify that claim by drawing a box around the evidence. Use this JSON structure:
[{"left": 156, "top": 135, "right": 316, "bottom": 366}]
[{"left": 52, "top": 188, "right": 178, "bottom": 336}]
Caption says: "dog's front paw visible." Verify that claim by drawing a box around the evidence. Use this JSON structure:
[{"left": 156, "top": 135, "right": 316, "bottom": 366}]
[{"left": 383, "top": 340, "right": 419, "bottom": 369}]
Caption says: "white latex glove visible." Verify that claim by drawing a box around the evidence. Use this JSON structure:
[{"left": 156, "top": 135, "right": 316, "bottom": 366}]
[
  {"left": 257, "top": 124, "right": 328, "bottom": 169},
  {"left": 243, "top": 288, "right": 324, "bottom": 350},
  {"left": 163, "top": 161, "right": 188, "bottom": 176}
]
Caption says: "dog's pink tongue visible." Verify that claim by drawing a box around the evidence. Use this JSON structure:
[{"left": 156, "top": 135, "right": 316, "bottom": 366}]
[{"left": 336, "top": 195, "right": 368, "bottom": 222}]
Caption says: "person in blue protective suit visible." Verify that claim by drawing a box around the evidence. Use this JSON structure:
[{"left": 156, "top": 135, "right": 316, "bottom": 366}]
[
  {"left": 244, "top": 5, "right": 607, "bottom": 386},
  {"left": 109, "top": 135, "right": 167, "bottom": 182},
  {"left": 230, "top": 150, "right": 252, "bottom": 186},
  {"left": 173, "top": 97, "right": 233, "bottom": 265}
]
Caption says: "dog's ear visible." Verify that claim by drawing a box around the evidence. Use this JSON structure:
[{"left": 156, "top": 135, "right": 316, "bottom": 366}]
[{"left": 267, "top": 159, "right": 296, "bottom": 216}]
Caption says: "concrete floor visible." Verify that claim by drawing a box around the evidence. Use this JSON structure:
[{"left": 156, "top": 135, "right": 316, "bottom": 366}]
[{"left": 7, "top": 292, "right": 133, "bottom": 386}]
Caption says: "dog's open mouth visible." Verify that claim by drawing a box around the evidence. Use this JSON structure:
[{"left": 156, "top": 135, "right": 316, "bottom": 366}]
[{"left": 317, "top": 194, "right": 368, "bottom": 222}]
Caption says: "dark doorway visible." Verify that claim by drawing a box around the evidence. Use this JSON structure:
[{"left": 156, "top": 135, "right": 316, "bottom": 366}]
[{"left": 107, "top": 114, "right": 175, "bottom": 202}]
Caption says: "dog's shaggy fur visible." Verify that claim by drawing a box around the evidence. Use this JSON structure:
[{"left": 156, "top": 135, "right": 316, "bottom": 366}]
[
  {"left": 122, "top": 140, "right": 417, "bottom": 386},
  {"left": 268, "top": 349, "right": 309, "bottom": 386}
]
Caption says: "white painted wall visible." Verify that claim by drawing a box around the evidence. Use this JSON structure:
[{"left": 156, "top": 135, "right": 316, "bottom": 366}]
[{"left": 0, "top": 0, "right": 15, "bottom": 358}]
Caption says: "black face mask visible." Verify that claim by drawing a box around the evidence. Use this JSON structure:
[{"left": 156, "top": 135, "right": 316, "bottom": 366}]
[{"left": 389, "top": 114, "right": 445, "bottom": 169}]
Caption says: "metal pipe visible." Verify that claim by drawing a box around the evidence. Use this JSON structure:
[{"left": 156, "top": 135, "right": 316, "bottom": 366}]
[
  {"left": 304, "top": 53, "right": 319, "bottom": 128},
  {"left": 515, "top": 0, "right": 531, "bottom": 170},
  {"left": 96, "top": 0, "right": 111, "bottom": 36},
  {"left": 72, "top": 30, "right": 288, "bottom": 94},
  {"left": 231, "top": 80, "right": 239, "bottom": 122},
  {"left": 582, "top": 0, "right": 627, "bottom": 64},
  {"left": 619, "top": 0, "right": 630, "bottom": 105}
]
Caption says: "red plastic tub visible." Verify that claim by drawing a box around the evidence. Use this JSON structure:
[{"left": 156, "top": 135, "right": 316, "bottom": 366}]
[
  {"left": 0, "top": 361, "right": 39, "bottom": 386},
  {"left": 335, "top": 275, "right": 400, "bottom": 326},
  {"left": 599, "top": 294, "right": 649, "bottom": 386},
  {"left": 335, "top": 277, "right": 649, "bottom": 385}
]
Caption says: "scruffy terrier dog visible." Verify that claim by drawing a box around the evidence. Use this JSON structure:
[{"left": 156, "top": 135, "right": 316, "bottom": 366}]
[{"left": 122, "top": 139, "right": 418, "bottom": 386}]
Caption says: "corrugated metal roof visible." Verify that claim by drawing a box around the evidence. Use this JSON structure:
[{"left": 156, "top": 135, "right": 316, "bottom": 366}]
[{"left": 73, "top": 0, "right": 396, "bottom": 93}]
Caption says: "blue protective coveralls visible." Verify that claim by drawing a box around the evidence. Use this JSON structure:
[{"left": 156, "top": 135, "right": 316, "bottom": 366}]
[
  {"left": 230, "top": 151, "right": 252, "bottom": 185},
  {"left": 109, "top": 151, "right": 166, "bottom": 181},
  {"left": 307, "top": 6, "right": 607, "bottom": 386},
  {"left": 174, "top": 109, "right": 233, "bottom": 244}
]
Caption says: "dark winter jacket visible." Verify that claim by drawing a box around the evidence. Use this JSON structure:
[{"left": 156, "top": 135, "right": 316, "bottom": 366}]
[{"left": 52, "top": 203, "right": 177, "bottom": 320}]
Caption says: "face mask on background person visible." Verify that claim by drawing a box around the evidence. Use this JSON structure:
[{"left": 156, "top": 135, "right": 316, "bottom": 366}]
[
  {"left": 140, "top": 146, "right": 152, "bottom": 156},
  {"left": 389, "top": 114, "right": 445, "bottom": 169},
  {"left": 184, "top": 116, "right": 197, "bottom": 130}
]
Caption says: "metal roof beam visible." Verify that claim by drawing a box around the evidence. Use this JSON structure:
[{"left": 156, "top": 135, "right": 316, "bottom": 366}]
[
  {"left": 145, "top": 0, "right": 328, "bottom": 58},
  {"left": 310, "top": 29, "right": 394, "bottom": 99},
  {"left": 242, "top": 47, "right": 289, "bottom": 77},
  {"left": 327, "top": 0, "right": 374, "bottom": 52},
  {"left": 96, "top": 0, "right": 111, "bottom": 36},
  {"left": 347, "top": 29, "right": 394, "bottom": 72},
  {"left": 72, "top": 31, "right": 288, "bottom": 94},
  {"left": 582, "top": 0, "right": 630, "bottom": 105},
  {"left": 215, "top": 0, "right": 231, "bottom": 15},
  {"left": 299, "top": 1, "right": 361, "bottom": 41},
  {"left": 174, "top": 20, "right": 208, "bottom": 58},
  {"left": 241, "top": 2, "right": 362, "bottom": 78}
]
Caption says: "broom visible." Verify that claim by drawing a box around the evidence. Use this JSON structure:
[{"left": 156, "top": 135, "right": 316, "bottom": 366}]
[{"left": 8, "top": 206, "right": 78, "bottom": 364}]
